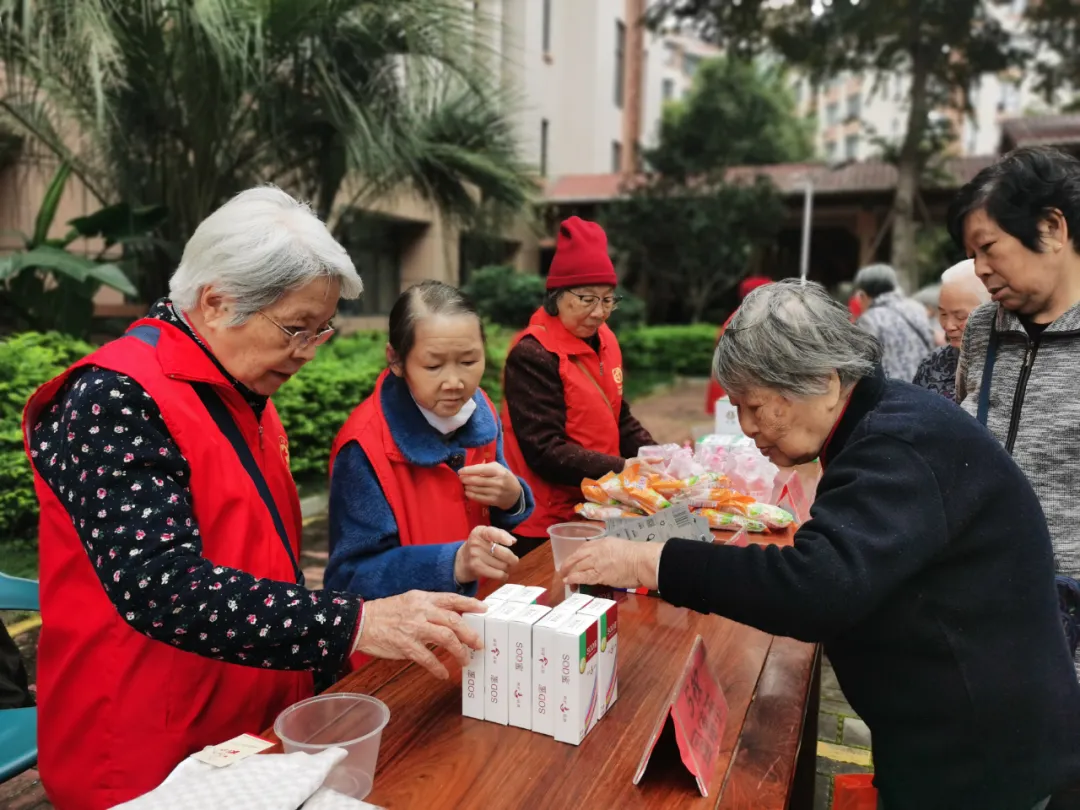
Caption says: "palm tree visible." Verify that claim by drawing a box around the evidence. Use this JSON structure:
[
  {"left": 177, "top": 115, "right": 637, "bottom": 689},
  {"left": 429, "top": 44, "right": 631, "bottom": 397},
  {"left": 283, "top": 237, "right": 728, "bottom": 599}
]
[{"left": 0, "top": 0, "right": 537, "bottom": 301}]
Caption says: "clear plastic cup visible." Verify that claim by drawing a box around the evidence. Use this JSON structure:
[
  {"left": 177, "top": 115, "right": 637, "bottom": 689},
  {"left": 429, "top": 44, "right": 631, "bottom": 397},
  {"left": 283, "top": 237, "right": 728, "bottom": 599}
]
[
  {"left": 274, "top": 693, "right": 390, "bottom": 800},
  {"left": 548, "top": 522, "right": 605, "bottom": 571}
]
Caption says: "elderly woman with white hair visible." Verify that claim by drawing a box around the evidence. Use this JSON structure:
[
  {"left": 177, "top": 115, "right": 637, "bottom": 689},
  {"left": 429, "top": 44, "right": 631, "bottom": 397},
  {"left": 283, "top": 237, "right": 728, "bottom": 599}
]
[
  {"left": 912, "top": 259, "right": 992, "bottom": 401},
  {"left": 22, "top": 187, "right": 486, "bottom": 810},
  {"left": 561, "top": 279, "right": 1080, "bottom": 810}
]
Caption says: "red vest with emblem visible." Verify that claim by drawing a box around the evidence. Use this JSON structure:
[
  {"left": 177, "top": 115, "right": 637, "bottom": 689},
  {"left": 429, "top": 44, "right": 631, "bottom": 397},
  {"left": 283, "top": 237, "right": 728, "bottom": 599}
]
[
  {"left": 23, "top": 320, "right": 311, "bottom": 810},
  {"left": 500, "top": 308, "right": 623, "bottom": 537},
  {"left": 329, "top": 370, "right": 499, "bottom": 669}
]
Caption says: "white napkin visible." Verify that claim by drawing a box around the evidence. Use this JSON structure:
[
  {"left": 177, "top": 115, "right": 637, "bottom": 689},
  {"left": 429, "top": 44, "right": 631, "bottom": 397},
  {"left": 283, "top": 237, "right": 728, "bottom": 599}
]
[{"left": 112, "top": 748, "right": 381, "bottom": 810}]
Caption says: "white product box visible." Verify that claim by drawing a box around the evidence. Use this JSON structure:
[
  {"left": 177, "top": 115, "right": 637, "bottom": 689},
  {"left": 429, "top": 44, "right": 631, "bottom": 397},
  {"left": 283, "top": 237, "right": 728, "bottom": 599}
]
[
  {"left": 553, "top": 613, "right": 601, "bottom": 745},
  {"left": 484, "top": 602, "right": 526, "bottom": 725},
  {"left": 531, "top": 609, "right": 579, "bottom": 736},
  {"left": 485, "top": 584, "right": 525, "bottom": 603},
  {"left": 549, "top": 593, "right": 593, "bottom": 616},
  {"left": 507, "top": 586, "right": 547, "bottom": 605},
  {"left": 461, "top": 611, "right": 487, "bottom": 720},
  {"left": 576, "top": 598, "right": 618, "bottom": 718},
  {"left": 507, "top": 604, "right": 552, "bottom": 730}
]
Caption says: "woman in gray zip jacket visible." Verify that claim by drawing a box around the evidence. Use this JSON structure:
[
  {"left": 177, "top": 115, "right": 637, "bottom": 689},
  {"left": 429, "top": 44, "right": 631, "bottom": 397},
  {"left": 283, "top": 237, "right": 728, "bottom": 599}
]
[{"left": 951, "top": 146, "right": 1080, "bottom": 671}]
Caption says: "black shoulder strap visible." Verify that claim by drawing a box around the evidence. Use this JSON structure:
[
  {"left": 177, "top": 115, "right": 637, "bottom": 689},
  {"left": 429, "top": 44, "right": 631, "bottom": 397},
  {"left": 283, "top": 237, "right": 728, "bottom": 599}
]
[
  {"left": 191, "top": 382, "right": 305, "bottom": 587},
  {"left": 976, "top": 321, "right": 998, "bottom": 428}
]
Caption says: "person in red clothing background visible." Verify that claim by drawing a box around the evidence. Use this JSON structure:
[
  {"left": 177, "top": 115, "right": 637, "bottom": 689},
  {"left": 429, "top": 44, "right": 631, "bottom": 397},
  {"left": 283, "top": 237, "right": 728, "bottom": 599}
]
[
  {"left": 501, "top": 216, "right": 655, "bottom": 554},
  {"left": 704, "top": 275, "right": 773, "bottom": 415},
  {"left": 22, "top": 187, "right": 485, "bottom": 810}
]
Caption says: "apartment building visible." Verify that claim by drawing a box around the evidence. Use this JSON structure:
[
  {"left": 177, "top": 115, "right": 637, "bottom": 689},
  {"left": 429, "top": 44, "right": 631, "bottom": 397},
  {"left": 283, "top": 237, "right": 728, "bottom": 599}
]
[
  {"left": 791, "top": 0, "right": 1058, "bottom": 162},
  {"left": 641, "top": 32, "right": 722, "bottom": 150}
]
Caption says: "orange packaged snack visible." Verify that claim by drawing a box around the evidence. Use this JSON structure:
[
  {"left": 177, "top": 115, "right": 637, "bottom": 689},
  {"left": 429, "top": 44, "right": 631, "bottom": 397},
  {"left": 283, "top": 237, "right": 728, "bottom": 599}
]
[
  {"left": 625, "top": 485, "right": 673, "bottom": 516},
  {"left": 582, "top": 478, "right": 618, "bottom": 506}
]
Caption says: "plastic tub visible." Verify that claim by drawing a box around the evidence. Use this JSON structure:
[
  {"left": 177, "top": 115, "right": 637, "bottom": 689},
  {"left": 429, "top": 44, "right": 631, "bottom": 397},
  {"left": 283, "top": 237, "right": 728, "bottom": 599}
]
[
  {"left": 548, "top": 522, "right": 605, "bottom": 571},
  {"left": 274, "top": 693, "right": 390, "bottom": 799}
]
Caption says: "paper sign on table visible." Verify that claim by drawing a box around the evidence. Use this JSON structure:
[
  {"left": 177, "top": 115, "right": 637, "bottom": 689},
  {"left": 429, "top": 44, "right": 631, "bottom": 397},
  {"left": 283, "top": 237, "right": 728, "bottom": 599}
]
[
  {"left": 633, "top": 635, "right": 728, "bottom": 798},
  {"left": 605, "top": 503, "right": 712, "bottom": 545}
]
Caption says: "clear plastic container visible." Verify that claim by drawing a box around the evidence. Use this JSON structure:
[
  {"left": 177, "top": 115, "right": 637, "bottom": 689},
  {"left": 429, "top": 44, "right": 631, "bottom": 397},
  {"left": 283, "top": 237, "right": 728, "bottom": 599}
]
[
  {"left": 274, "top": 693, "right": 390, "bottom": 800},
  {"left": 548, "top": 522, "right": 605, "bottom": 571}
]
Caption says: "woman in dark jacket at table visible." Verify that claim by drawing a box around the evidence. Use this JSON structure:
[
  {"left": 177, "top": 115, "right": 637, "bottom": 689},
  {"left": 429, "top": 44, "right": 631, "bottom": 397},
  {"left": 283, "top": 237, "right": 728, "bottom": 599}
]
[
  {"left": 501, "top": 216, "right": 654, "bottom": 553},
  {"left": 561, "top": 279, "right": 1080, "bottom": 810}
]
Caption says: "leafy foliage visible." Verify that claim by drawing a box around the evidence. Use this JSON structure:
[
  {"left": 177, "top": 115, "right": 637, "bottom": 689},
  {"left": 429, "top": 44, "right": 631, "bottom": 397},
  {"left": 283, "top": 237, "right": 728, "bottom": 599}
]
[
  {"left": 461, "top": 265, "right": 547, "bottom": 329},
  {"left": 0, "top": 0, "right": 537, "bottom": 302},
  {"left": 619, "top": 324, "right": 718, "bottom": 377},
  {"left": 648, "top": 57, "right": 813, "bottom": 177},
  {"left": 605, "top": 56, "right": 796, "bottom": 324},
  {"left": 0, "top": 332, "right": 94, "bottom": 551},
  {"left": 649, "top": 0, "right": 1027, "bottom": 289},
  {"left": 0, "top": 162, "right": 150, "bottom": 337}
]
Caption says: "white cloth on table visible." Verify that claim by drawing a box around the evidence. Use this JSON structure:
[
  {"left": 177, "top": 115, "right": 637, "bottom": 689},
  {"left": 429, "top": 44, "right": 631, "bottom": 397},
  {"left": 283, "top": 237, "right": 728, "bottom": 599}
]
[{"left": 110, "top": 748, "right": 382, "bottom": 810}]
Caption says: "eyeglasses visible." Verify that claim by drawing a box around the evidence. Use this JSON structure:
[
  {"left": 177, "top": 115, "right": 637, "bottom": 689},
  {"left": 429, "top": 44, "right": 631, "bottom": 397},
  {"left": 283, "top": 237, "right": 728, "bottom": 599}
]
[
  {"left": 258, "top": 311, "right": 335, "bottom": 350},
  {"left": 566, "top": 290, "right": 623, "bottom": 311}
]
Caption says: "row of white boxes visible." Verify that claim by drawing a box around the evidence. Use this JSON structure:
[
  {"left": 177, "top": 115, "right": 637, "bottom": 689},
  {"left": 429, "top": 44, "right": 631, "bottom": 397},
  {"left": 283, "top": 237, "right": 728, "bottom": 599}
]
[{"left": 461, "top": 584, "right": 618, "bottom": 746}]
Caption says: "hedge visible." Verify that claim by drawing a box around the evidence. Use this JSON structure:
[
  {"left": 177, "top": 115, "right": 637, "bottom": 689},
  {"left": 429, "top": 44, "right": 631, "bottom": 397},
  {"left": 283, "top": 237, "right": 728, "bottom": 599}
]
[{"left": 0, "top": 322, "right": 716, "bottom": 559}]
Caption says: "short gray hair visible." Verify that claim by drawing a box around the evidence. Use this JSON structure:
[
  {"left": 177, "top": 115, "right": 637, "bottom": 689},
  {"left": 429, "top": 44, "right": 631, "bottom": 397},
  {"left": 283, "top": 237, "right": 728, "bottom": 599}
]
[
  {"left": 715, "top": 279, "right": 882, "bottom": 398},
  {"left": 853, "top": 263, "right": 899, "bottom": 298},
  {"left": 912, "top": 284, "right": 941, "bottom": 310},
  {"left": 940, "top": 258, "right": 991, "bottom": 304},
  {"left": 169, "top": 186, "right": 363, "bottom": 322}
]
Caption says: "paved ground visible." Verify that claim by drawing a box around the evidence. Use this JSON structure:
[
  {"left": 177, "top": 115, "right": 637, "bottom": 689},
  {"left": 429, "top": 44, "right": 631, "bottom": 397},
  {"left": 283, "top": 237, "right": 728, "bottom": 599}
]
[{"left": 0, "top": 378, "right": 870, "bottom": 810}]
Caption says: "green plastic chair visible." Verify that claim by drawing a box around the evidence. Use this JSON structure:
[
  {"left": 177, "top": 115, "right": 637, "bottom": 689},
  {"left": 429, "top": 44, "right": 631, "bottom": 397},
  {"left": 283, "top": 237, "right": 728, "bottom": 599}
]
[{"left": 0, "top": 571, "right": 38, "bottom": 782}]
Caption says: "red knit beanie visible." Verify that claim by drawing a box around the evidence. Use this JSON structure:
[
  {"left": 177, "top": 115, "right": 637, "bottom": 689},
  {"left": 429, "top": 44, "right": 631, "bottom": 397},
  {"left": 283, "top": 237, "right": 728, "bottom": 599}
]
[{"left": 546, "top": 216, "right": 618, "bottom": 290}]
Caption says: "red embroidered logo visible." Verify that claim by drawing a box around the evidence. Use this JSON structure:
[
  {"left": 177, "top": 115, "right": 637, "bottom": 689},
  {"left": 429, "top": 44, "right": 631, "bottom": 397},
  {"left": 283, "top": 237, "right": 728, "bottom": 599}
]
[
  {"left": 279, "top": 435, "right": 290, "bottom": 466},
  {"left": 612, "top": 366, "right": 624, "bottom": 394}
]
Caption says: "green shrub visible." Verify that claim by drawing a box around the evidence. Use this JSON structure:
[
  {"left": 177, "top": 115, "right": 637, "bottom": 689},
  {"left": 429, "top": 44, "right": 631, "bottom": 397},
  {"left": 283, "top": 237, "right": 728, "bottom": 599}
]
[
  {"left": 619, "top": 324, "right": 719, "bottom": 378},
  {"left": 274, "top": 332, "right": 386, "bottom": 480},
  {"left": 607, "top": 288, "right": 647, "bottom": 331},
  {"left": 462, "top": 265, "right": 546, "bottom": 329},
  {"left": 0, "top": 332, "right": 95, "bottom": 549}
]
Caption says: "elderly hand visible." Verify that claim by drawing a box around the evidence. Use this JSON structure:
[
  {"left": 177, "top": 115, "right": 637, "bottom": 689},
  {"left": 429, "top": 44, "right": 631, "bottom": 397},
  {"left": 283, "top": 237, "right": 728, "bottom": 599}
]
[
  {"left": 354, "top": 590, "right": 486, "bottom": 680},
  {"left": 560, "top": 537, "right": 664, "bottom": 591},
  {"left": 454, "top": 525, "right": 519, "bottom": 584},
  {"left": 459, "top": 462, "right": 522, "bottom": 511}
]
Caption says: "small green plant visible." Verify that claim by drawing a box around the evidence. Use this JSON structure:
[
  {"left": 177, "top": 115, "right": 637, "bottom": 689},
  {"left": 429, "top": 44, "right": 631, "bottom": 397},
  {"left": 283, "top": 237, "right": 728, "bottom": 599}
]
[{"left": 0, "top": 163, "right": 163, "bottom": 338}]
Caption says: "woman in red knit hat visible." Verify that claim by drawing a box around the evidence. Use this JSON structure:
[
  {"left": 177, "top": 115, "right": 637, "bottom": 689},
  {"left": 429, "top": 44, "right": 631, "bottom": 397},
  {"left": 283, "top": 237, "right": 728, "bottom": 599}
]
[
  {"left": 501, "top": 216, "right": 655, "bottom": 553},
  {"left": 704, "top": 275, "right": 772, "bottom": 415}
]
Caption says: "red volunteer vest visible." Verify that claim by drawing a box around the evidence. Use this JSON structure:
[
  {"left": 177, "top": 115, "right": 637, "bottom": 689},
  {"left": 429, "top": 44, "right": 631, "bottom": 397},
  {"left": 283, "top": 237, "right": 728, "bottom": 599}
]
[
  {"left": 329, "top": 370, "right": 499, "bottom": 670},
  {"left": 23, "top": 320, "right": 311, "bottom": 810},
  {"left": 500, "top": 309, "right": 623, "bottom": 537}
]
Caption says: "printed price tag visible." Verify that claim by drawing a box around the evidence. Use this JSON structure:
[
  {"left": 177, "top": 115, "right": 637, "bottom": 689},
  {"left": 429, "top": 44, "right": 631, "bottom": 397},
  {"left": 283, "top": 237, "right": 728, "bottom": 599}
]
[
  {"left": 191, "top": 733, "right": 276, "bottom": 768},
  {"left": 606, "top": 504, "right": 712, "bottom": 544}
]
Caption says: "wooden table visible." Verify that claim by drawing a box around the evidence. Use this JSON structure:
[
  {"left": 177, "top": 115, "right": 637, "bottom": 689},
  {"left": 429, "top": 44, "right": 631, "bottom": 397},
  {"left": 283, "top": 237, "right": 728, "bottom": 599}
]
[{"left": 266, "top": 533, "right": 820, "bottom": 810}]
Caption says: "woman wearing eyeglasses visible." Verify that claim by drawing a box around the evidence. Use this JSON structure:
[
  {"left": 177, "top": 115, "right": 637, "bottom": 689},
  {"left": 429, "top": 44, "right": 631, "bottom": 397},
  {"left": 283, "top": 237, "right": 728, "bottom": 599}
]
[
  {"left": 501, "top": 216, "right": 656, "bottom": 554},
  {"left": 22, "top": 188, "right": 486, "bottom": 810}
]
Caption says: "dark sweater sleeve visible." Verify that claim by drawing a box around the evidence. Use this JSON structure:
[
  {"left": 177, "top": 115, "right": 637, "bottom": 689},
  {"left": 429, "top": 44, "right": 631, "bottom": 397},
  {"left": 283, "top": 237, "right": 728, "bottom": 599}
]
[
  {"left": 618, "top": 401, "right": 655, "bottom": 458},
  {"left": 503, "top": 336, "right": 625, "bottom": 486},
  {"left": 657, "top": 435, "right": 949, "bottom": 641},
  {"left": 29, "top": 368, "right": 362, "bottom": 671}
]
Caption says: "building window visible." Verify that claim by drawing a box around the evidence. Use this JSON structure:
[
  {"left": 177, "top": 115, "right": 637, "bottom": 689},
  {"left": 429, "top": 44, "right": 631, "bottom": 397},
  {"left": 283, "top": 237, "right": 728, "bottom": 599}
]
[
  {"left": 612, "top": 141, "right": 623, "bottom": 173},
  {"left": 540, "top": 118, "right": 549, "bottom": 177},
  {"left": 615, "top": 21, "right": 626, "bottom": 108},
  {"left": 335, "top": 212, "right": 406, "bottom": 317},
  {"left": 542, "top": 0, "right": 552, "bottom": 52},
  {"left": 664, "top": 42, "right": 678, "bottom": 66},
  {"left": 846, "top": 92, "right": 861, "bottom": 120},
  {"left": 891, "top": 117, "right": 900, "bottom": 138},
  {"left": 844, "top": 134, "right": 860, "bottom": 160},
  {"left": 826, "top": 102, "right": 839, "bottom": 126},
  {"left": 662, "top": 78, "right": 675, "bottom": 101},
  {"left": 684, "top": 54, "right": 701, "bottom": 78},
  {"left": 825, "top": 140, "right": 838, "bottom": 161}
]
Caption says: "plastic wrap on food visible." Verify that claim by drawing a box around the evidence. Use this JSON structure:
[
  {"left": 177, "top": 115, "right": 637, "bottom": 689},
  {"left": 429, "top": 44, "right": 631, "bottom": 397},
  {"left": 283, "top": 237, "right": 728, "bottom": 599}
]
[
  {"left": 744, "top": 502, "right": 795, "bottom": 529},
  {"left": 693, "top": 509, "right": 768, "bottom": 534},
  {"left": 599, "top": 470, "right": 638, "bottom": 509},
  {"left": 625, "top": 485, "right": 673, "bottom": 516},
  {"left": 574, "top": 502, "right": 645, "bottom": 520}
]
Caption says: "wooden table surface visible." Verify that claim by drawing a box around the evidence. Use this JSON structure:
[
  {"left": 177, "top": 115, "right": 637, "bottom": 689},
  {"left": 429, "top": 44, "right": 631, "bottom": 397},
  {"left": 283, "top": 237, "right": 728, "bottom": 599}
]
[{"left": 266, "top": 532, "right": 820, "bottom": 810}]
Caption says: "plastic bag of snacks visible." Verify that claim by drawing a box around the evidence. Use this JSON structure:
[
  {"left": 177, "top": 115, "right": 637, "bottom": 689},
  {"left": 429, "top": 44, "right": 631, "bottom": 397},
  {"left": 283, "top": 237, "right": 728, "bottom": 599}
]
[{"left": 582, "top": 478, "right": 618, "bottom": 506}]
